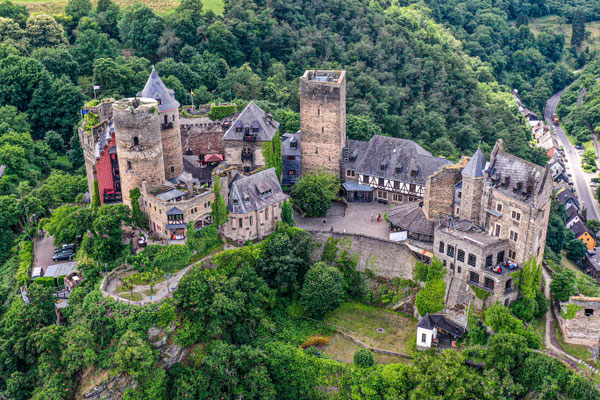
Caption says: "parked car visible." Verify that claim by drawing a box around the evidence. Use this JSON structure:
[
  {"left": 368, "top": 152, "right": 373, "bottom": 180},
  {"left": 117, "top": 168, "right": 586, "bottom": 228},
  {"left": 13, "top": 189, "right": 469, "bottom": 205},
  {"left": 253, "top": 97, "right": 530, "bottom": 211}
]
[
  {"left": 53, "top": 251, "right": 74, "bottom": 262},
  {"left": 54, "top": 244, "right": 75, "bottom": 255}
]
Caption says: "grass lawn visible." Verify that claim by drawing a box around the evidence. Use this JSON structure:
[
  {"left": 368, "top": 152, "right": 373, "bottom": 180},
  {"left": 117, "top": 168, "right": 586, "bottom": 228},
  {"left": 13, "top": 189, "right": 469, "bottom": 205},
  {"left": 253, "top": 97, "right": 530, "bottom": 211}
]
[
  {"left": 120, "top": 291, "right": 143, "bottom": 301},
  {"left": 16, "top": 0, "right": 224, "bottom": 16},
  {"left": 561, "top": 254, "right": 588, "bottom": 280},
  {"left": 322, "top": 333, "right": 413, "bottom": 365},
  {"left": 530, "top": 316, "right": 546, "bottom": 350},
  {"left": 324, "top": 302, "right": 417, "bottom": 355},
  {"left": 553, "top": 319, "right": 593, "bottom": 362},
  {"left": 529, "top": 15, "right": 600, "bottom": 57}
]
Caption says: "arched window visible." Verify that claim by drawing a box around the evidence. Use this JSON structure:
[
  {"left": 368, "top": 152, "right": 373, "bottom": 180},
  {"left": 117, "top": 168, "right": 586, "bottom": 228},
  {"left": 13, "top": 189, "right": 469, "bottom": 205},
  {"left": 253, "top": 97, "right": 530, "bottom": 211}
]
[
  {"left": 127, "top": 161, "right": 132, "bottom": 170},
  {"left": 133, "top": 137, "right": 139, "bottom": 146}
]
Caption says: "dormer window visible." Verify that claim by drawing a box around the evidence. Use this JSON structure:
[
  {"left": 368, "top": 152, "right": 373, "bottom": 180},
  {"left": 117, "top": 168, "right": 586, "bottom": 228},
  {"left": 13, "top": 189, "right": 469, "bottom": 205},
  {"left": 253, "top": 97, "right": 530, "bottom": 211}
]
[
  {"left": 245, "top": 127, "right": 250, "bottom": 134},
  {"left": 410, "top": 169, "right": 418, "bottom": 177},
  {"left": 233, "top": 198, "right": 239, "bottom": 205},
  {"left": 236, "top": 126, "right": 242, "bottom": 133},
  {"left": 252, "top": 127, "right": 259, "bottom": 133},
  {"left": 244, "top": 196, "right": 250, "bottom": 203},
  {"left": 380, "top": 163, "right": 387, "bottom": 171},
  {"left": 290, "top": 141, "right": 297, "bottom": 149},
  {"left": 395, "top": 167, "right": 402, "bottom": 174}
]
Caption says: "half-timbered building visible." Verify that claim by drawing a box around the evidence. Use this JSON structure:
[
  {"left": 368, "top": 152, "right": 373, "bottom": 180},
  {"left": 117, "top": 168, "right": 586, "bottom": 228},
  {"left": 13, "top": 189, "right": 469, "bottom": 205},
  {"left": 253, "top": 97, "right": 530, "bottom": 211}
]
[{"left": 343, "top": 135, "right": 451, "bottom": 203}]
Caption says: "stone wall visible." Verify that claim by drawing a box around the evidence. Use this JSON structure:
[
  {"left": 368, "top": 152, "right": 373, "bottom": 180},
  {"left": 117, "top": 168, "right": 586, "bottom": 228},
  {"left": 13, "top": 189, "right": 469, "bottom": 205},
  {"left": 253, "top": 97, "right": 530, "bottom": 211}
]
[
  {"left": 113, "top": 98, "right": 166, "bottom": 206},
  {"left": 422, "top": 165, "right": 462, "bottom": 221},
  {"left": 308, "top": 230, "right": 416, "bottom": 280},
  {"left": 300, "top": 70, "right": 346, "bottom": 179},
  {"left": 557, "top": 296, "right": 600, "bottom": 347},
  {"left": 160, "top": 109, "right": 183, "bottom": 179},
  {"left": 180, "top": 116, "right": 233, "bottom": 156},
  {"left": 223, "top": 201, "right": 283, "bottom": 242},
  {"left": 223, "top": 140, "right": 266, "bottom": 171}
]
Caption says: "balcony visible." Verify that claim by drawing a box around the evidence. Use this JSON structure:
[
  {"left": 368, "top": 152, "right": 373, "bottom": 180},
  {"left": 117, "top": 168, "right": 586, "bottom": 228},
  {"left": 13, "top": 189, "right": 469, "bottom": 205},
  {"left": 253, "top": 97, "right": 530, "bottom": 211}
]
[
  {"left": 243, "top": 134, "right": 257, "bottom": 143},
  {"left": 504, "top": 287, "right": 515, "bottom": 295},
  {"left": 241, "top": 151, "right": 253, "bottom": 161},
  {"left": 469, "top": 280, "right": 494, "bottom": 293},
  {"left": 161, "top": 121, "right": 174, "bottom": 130},
  {"left": 103, "top": 191, "right": 122, "bottom": 204},
  {"left": 487, "top": 261, "right": 520, "bottom": 276}
]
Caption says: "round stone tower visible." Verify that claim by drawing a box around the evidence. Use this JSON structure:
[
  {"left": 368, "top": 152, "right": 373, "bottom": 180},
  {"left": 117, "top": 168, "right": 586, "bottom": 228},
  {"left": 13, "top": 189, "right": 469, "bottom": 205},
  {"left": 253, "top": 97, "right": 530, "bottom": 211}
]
[
  {"left": 138, "top": 67, "right": 184, "bottom": 180},
  {"left": 113, "top": 97, "right": 166, "bottom": 206}
]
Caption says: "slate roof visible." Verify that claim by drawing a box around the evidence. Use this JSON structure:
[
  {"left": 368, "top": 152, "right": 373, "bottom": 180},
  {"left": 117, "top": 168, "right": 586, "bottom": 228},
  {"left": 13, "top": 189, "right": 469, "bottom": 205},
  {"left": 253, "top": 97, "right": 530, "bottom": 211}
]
[
  {"left": 570, "top": 220, "right": 592, "bottom": 239},
  {"left": 228, "top": 168, "right": 287, "bottom": 214},
  {"left": 387, "top": 202, "right": 434, "bottom": 236},
  {"left": 183, "top": 155, "right": 215, "bottom": 184},
  {"left": 565, "top": 207, "right": 581, "bottom": 225},
  {"left": 417, "top": 314, "right": 465, "bottom": 337},
  {"left": 556, "top": 187, "right": 580, "bottom": 209},
  {"left": 166, "top": 207, "right": 184, "bottom": 215},
  {"left": 137, "top": 67, "right": 180, "bottom": 112},
  {"left": 156, "top": 189, "right": 185, "bottom": 202},
  {"left": 463, "top": 148, "right": 486, "bottom": 177},
  {"left": 486, "top": 150, "right": 550, "bottom": 206},
  {"left": 46, "top": 261, "right": 77, "bottom": 278},
  {"left": 223, "top": 101, "right": 279, "bottom": 142},
  {"left": 345, "top": 135, "right": 451, "bottom": 186},
  {"left": 282, "top": 131, "right": 301, "bottom": 156},
  {"left": 586, "top": 249, "right": 600, "bottom": 272},
  {"left": 342, "top": 181, "right": 373, "bottom": 192}
]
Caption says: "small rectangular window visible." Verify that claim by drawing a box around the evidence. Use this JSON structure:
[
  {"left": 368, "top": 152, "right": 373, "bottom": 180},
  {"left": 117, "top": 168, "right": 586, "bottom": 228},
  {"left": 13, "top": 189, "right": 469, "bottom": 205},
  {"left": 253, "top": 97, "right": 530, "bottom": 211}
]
[
  {"left": 585, "top": 309, "right": 594, "bottom": 317},
  {"left": 409, "top": 183, "right": 416, "bottom": 192},
  {"left": 510, "top": 230, "right": 519, "bottom": 242},
  {"left": 495, "top": 224, "right": 501, "bottom": 237},
  {"left": 497, "top": 251, "right": 505, "bottom": 264},
  {"left": 508, "top": 249, "right": 516, "bottom": 260},
  {"left": 394, "top": 181, "right": 400, "bottom": 189},
  {"left": 497, "top": 203, "right": 503, "bottom": 213},
  {"left": 468, "top": 254, "right": 477, "bottom": 267},
  {"left": 457, "top": 249, "right": 465, "bottom": 262},
  {"left": 238, "top": 218, "right": 243, "bottom": 228},
  {"left": 439, "top": 241, "right": 445, "bottom": 253},
  {"left": 512, "top": 210, "right": 521, "bottom": 222},
  {"left": 421, "top": 333, "right": 427, "bottom": 343},
  {"left": 486, "top": 255, "right": 493, "bottom": 267},
  {"left": 447, "top": 245, "right": 455, "bottom": 258},
  {"left": 378, "top": 177, "right": 384, "bottom": 186},
  {"left": 469, "top": 271, "right": 479, "bottom": 283},
  {"left": 363, "top": 175, "right": 369, "bottom": 184}
]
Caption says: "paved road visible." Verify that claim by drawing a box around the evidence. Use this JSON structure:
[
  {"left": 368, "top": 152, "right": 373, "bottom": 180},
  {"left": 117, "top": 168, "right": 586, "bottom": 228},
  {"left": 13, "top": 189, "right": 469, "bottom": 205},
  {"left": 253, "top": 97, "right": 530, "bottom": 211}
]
[
  {"left": 544, "top": 89, "right": 600, "bottom": 220},
  {"left": 33, "top": 236, "right": 71, "bottom": 274}
]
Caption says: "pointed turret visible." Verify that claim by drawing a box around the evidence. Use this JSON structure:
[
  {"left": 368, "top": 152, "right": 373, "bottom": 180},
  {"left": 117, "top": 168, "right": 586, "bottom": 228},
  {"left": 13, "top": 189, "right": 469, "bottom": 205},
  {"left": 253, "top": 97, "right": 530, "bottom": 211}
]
[
  {"left": 137, "top": 67, "right": 180, "bottom": 112},
  {"left": 462, "top": 148, "right": 486, "bottom": 177},
  {"left": 459, "top": 148, "right": 486, "bottom": 225}
]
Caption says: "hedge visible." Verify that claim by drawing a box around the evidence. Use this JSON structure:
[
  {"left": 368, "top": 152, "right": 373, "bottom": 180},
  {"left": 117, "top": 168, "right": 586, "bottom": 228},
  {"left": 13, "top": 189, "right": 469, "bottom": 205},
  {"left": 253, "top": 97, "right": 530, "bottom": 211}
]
[
  {"left": 34, "top": 276, "right": 56, "bottom": 287},
  {"left": 207, "top": 105, "right": 236, "bottom": 121},
  {"left": 16, "top": 241, "right": 33, "bottom": 285}
]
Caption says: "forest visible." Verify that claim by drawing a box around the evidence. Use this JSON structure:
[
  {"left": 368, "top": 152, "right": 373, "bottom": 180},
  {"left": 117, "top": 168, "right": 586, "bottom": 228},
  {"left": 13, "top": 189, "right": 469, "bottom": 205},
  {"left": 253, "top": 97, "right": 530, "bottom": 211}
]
[{"left": 0, "top": 0, "right": 598, "bottom": 398}]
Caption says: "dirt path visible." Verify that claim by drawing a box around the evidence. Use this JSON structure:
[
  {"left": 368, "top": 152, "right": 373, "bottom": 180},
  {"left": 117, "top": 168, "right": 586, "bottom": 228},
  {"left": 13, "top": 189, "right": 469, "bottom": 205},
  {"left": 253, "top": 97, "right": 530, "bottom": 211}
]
[{"left": 541, "top": 268, "right": 599, "bottom": 374}]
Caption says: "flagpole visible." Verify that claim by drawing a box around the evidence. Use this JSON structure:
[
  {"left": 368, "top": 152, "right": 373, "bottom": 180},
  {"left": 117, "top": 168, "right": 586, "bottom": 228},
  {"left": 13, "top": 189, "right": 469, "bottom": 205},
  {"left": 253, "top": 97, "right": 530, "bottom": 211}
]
[{"left": 190, "top": 90, "right": 194, "bottom": 108}]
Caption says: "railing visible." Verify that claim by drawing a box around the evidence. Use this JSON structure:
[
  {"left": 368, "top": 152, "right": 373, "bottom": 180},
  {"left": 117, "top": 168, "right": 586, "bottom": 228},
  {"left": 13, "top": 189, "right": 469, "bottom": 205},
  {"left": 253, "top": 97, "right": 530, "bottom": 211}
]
[
  {"left": 504, "top": 287, "right": 515, "bottom": 295},
  {"left": 241, "top": 151, "right": 253, "bottom": 161},
  {"left": 103, "top": 192, "right": 122, "bottom": 203},
  {"left": 469, "top": 280, "right": 494, "bottom": 293},
  {"left": 161, "top": 121, "right": 174, "bottom": 130}
]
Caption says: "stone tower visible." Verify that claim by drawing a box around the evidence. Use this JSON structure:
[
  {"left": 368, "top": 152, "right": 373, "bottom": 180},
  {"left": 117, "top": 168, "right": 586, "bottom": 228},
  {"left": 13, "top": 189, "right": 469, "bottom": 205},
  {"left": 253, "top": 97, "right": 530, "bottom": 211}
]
[
  {"left": 300, "top": 70, "right": 346, "bottom": 178},
  {"left": 138, "top": 67, "right": 183, "bottom": 180},
  {"left": 113, "top": 97, "right": 166, "bottom": 206},
  {"left": 459, "top": 148, "right": 486, "bottom": 225}
]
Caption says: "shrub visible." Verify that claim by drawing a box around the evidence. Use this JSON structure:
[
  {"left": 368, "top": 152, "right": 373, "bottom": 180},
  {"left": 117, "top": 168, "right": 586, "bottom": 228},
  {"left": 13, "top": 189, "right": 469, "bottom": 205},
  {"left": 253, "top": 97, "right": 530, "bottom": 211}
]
[
  {"left": 511, "top": 297, "right": 536, "bottom": 322},
  {"left": 300, "top": 262, "right": 345, "bottom": 319},
  {"left": 34, "top": 276, "right": 56, "bottom": 287},
  {"left": 353, "top": 349, "right": 374, "bottom": 367},
  {"left": 301, "top": 336, "right": 331, "bottom": 348},
  {"left": 207, "top": 105, "right": 236, "bottom": 120}
]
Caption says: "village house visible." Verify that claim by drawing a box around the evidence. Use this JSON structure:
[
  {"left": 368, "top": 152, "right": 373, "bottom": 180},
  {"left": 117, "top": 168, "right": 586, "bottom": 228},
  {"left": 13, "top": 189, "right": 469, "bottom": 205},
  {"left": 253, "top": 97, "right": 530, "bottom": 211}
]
[
  {"left": 585, "top": 248, "right": 600, "bottom": 282},
  {"left": 416, "top": 313, "right": 465, "bottom": 350},
  {"left": 569, "top": 220, "right": 596, "bottom": 250},
  {"left": 556, "top": 185, "right": 580, "bottom": 211}
]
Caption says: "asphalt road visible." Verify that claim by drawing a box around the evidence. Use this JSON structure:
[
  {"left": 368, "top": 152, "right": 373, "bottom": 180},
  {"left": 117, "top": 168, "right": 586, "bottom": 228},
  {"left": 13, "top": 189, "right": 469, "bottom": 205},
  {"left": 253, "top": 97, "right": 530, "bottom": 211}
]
[
  {"left": 33, "top": 236, "right": 71, "bottom": 274},
  {"left": 544, "top": 89, "right": 600, "bottom": 220}
]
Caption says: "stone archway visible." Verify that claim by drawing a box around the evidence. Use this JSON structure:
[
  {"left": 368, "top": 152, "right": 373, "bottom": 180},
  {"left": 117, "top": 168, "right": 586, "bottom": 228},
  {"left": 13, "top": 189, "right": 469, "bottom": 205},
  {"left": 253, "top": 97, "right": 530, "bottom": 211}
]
[{"left": 194, "top": 214, "right": 213, "bottom": 230}]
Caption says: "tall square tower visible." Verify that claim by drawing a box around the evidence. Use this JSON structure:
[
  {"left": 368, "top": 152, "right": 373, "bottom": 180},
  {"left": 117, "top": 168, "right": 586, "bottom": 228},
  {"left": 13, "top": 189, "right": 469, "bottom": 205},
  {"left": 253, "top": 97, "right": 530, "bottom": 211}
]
[{"left": 300, "top": 70, "right": 346, "bottom": 178}]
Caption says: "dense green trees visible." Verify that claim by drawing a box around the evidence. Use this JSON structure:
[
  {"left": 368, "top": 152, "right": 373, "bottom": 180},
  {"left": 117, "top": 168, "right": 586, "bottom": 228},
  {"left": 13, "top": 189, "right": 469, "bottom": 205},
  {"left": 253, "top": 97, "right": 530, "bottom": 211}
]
[
  {"left": 415, "top": 258, "right": 446, "bottom": 317},
  {"left": 300, "top": 262, "right": 345, "bottom": 318},
  {"left": 292, "top": 169, "right": 340, "bottom": 217}
]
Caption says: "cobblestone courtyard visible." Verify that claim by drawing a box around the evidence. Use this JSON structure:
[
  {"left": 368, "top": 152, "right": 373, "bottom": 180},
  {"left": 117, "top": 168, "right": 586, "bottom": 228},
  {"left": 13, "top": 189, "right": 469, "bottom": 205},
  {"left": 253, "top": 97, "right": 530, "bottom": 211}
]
[{"left": 294, "top": 202, "right": 392, "bottom": 240}]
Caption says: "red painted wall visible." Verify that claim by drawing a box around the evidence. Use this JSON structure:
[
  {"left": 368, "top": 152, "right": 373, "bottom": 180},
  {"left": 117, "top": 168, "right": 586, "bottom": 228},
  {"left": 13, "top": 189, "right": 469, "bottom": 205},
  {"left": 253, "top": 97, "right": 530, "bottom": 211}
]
[{"left": 97, "top": 133, "right": 117, "bottom": 205}]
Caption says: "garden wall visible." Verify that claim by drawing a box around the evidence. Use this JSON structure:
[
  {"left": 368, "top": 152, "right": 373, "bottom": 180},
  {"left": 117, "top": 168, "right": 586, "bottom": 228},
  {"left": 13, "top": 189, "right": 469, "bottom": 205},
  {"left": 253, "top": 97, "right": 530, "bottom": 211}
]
[{"left": 307, "top": 230, "right": 416, "bottom": 280}]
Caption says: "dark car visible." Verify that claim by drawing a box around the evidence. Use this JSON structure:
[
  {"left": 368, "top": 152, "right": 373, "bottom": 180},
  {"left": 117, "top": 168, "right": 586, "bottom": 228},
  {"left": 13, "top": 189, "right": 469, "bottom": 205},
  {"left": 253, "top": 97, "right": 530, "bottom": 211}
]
[
  {"left": 54, "top": 244, "right": 75, "bottom": 254},
  {"left": 53, "top": 251, "right": 74, "bottom": 262}
]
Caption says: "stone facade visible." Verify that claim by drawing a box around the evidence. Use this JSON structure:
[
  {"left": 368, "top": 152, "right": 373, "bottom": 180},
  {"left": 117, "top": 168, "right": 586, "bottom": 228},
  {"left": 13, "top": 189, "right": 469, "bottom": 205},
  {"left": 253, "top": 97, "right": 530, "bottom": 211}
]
[
  {"left": 223, "top": 204, "right": 282, "bottom": 242},
  {"left": 113, "top": 98, "right": 166, "bottom": 206},
  {"left": 140, "top": 181, "right": 214, "bottom": 238},
  {"left": 180, "top": 116, "right": 229, "bottom": 156},
  {"left": 309, "top": 231, "right": 417, "bottom": 280},
  {"left": 557, "top": 296, "right": 600, "bottom": 347},
  {"left": 159, "top": 108, "right": 184, "bottom": 180},
  {"left": 422, "top": 165, "right": 462, "bottom": 220},
  {"left": 300, "top": 70, "right": 346, "bottom": 178},
  {"left": 434, "top": 226, "right": 518, "bottom": 308},
  {"left": 460, "top": 174, "right": 484, "bottom": 225},
  {"left": 224, "top": 140, "right": 266, "bottom": 172}
]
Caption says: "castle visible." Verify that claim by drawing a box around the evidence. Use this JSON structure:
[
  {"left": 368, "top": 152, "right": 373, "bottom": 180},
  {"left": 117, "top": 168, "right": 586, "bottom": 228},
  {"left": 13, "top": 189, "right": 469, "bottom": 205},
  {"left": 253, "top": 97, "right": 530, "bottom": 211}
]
[
  {"left": 79, "top": 68, "right": 286, "bottom": 242},
  {"left": 80, "top": 67, "right": 552, "bottom": 311}
]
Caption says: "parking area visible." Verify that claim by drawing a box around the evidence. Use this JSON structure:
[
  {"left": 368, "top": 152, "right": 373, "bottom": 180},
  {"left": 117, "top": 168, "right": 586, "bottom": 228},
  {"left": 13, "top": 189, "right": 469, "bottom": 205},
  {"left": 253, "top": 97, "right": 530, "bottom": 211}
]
[
  {"left": 294, "top": 202, "right": 392, "bottom": 240},
  {"left": 33, "top": 236, "right": 72, "bottom": 274}
]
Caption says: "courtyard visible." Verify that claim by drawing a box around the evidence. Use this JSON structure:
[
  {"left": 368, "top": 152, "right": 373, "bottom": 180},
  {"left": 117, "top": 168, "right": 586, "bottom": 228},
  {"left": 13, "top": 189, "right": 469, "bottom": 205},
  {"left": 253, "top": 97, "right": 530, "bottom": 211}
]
[{"left": 294, "top": 202, "right": 392, "bottom": 240}]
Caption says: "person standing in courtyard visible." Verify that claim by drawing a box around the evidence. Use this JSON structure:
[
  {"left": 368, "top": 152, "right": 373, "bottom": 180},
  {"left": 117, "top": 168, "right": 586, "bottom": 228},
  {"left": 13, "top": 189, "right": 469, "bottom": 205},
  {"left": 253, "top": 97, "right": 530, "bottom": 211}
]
[{"left": 371, "top": 213, "right": 375, "bottom": 221}]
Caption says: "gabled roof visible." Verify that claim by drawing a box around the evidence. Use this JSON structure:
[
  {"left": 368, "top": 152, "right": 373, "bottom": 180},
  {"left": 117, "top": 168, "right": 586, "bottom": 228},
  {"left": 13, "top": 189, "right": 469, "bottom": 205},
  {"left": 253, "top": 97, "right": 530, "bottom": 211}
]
[
  {"left": 166, "top": 207, "right": 184, "bottom": 215},
  {"left": 228, "top": 168, "right": 287, "bottom": 214},
  {"left": 463, "top": 148, "right": 486, "bottom": 177},
  {"left": 486, "top": 150, "right": 550, "bottom": 207},
  {"left": 417, "top": 314, "right": 465, "bottom": 337},
  {"left": 556, "top": 187, "right": 580, "bottom": 209},
  {"left": 223, "top": 101, "right": 279, "bottom": 142},
  {"left": 565, "top": 206, "right": 581, "bottom": 224},
  {"left": 570, "top": 220, "right": 593, "bottom": 239},
  {"left": 282, "top": 131, "right": 301, "bottom": 156},
  {"left": 137, "top": 67, "right": 180, "bottom": 112},
  {"left": 344, "top": 135, "right": 451, "bottom": 186}
]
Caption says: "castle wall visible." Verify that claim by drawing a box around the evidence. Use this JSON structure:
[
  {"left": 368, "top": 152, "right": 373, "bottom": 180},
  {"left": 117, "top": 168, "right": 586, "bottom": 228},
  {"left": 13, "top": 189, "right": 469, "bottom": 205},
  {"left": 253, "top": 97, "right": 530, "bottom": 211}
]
[
  {"left": 160, "top": 109, "right": 184, "bottom": 179},
  {"left": 113, "top": 98, "right": 166, "bottom": 206},
  {"left": 96, "top": 133, "right": 117, "bottom": 203},
  {"left": 422, "top": 165, "right": 462, "bottom": 221},
  {"left": 180, "top": 116, "right": 230, "bottom": 156},
  {"left": 557, "top": 296, "right": 600, "bottom": 347},
  {"left": 308, "top": 231, "right": 416, "bottom": 280},
  {"left": 300, "top": 71, "right": 346, "bottom": 178}
]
